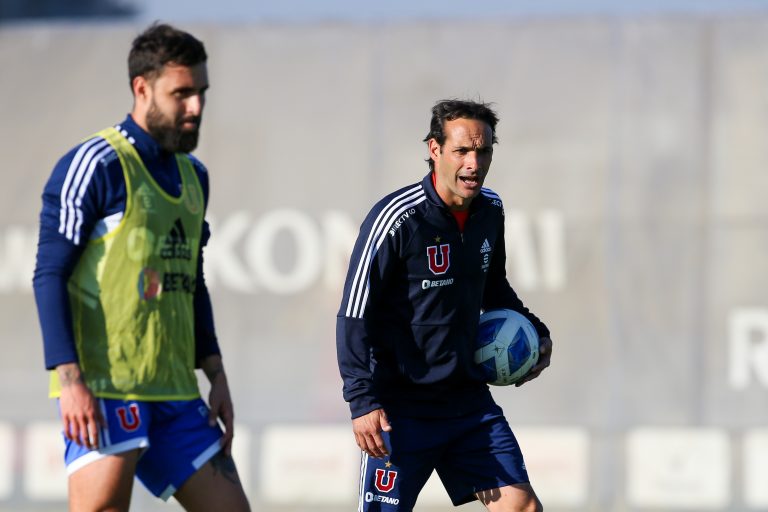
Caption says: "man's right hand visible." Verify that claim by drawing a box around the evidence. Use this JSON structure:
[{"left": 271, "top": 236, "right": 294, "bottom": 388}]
[
  {"left": 56, "top": 363, "right": 105, "bottom": 450},
  {"left": 352, "top": 408, "right": 392, "bottom": 458}
]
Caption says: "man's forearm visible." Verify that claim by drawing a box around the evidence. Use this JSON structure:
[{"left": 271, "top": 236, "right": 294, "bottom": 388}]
[{"left": 199, "top": 354, "right": 226, "bottom": 383}]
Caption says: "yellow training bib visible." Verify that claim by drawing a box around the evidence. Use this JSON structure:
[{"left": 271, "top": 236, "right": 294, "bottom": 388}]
[{"left": 50, "top": 127, "right": 204, "bottom": 400}]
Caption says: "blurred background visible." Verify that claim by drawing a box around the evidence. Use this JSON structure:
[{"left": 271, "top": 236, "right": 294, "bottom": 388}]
[{"left": 2, "top": 0, "right": 768, "bottom": 510}]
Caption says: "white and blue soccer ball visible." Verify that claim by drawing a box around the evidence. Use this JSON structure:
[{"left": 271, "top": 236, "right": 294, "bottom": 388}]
[{"left": 474, "top": 309, "right": 540, "bottom": 386}]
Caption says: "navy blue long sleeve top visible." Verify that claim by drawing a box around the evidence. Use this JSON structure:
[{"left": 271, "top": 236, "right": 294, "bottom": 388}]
[
  {"left": 336, "top": 173, "right": 549, "bottom": 419},
  {"left": 33, "top": 115, "right": 220, "bottom": 370}
]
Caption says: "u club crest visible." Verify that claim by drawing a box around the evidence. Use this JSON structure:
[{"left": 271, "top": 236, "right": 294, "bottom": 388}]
[
  {"left": 426, "top": 242, "right": 451, "bottom": 275},
  {"left": 116, "top": 404, "right": 141, "bottom": 432},
  {"left": 374, "top": 469, "right": 398, "bottom": 493}
]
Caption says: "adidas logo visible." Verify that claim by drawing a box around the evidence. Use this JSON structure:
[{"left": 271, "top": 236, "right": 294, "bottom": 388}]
[
  {"left": 160, "top": 218, "right": 192, "bottom": 260},
  {"left": 480, "top": 239, "right": 492, "bottom": 254}
]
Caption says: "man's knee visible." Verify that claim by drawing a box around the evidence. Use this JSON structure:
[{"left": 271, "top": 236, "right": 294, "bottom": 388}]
[
  {"left": 477, "top": 483, "right": 542, "bottom": 512},
  {"left": 514, "top": 488, "right": 542, "bottom": 512},
  {"left": 525, "top": 495, "right": 543, "bottom": 512},
  {"left": 505, "top": 494, "right": 542, "bottom": 512}
]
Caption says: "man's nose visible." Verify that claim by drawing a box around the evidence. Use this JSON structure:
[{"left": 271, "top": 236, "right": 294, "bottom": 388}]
[
  {"left": 185, "top": 94, "right": 204, "bottom": 116},
  {"left": 465, "top": 151, "right": 479, "bottom": 169}
]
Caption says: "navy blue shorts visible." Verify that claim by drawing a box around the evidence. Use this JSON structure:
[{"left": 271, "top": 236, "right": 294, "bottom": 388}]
[
  {"left": 61, "top": 398, "right": 222, "bottom": 500},
  {"left": 358, "top": 402, "right": 529, "bottom": 511}
]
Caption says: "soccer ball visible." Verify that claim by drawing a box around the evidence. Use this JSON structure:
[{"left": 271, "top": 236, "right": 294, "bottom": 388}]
[{"left": 474, "top": 309, "right": 540, "bottom": 386}]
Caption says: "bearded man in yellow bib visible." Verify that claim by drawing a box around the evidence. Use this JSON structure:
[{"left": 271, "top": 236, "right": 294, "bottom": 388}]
[{"left": 33, "top": 23, "right": 251, "bottom": 511}]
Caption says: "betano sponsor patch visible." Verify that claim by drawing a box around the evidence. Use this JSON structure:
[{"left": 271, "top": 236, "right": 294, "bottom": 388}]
[
  {"left": 365, "top": 492, "right": 400, "bottom": 505},
  {"left": 422, "top": 278, "right": 454, "bottom": 289}
]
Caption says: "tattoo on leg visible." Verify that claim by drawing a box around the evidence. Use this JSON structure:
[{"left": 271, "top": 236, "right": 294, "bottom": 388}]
[{"left": 211, "top": 451, "right": 240, "bottom": 486}]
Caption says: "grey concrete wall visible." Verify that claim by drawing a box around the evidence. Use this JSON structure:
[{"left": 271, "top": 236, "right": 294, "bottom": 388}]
[{"left": 0, "top": 17, "right": 767, "bottom": 511}]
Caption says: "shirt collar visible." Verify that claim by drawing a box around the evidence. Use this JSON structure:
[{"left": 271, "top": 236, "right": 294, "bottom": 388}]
[
  {"left": 422, "top": 172, "right": 487, "bottom": 213},
  {"left": 117, "top": 114, "right": 175, "bottom": 164}
]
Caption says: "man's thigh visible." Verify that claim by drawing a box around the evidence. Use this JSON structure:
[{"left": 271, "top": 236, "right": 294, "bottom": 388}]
[
  {"left": 358, "top": 414, "right": 453, "bottom": 511},
  {"left": 435, "top": 404, "right": 530, "bottom": 506},
  {"left": 357, "top": 407, "right": 531, "bottom": 511},
  {"left": 359, "top": 441, "right": 435, "bottom": 511},
  {"left": 68, "top": 449, "right": 141, "bottom": 511},
  {"left": 134, "top": 399, "right": 223, "bottom": 500},
  {"left": 62, "top": 398, "right": 150, "bottom": 474},
  {"left": 60, "top": 398, "right": 227, "bottom": 502},
  {"left": 174, "top": 450, "right": 251, "bottom": 512}
]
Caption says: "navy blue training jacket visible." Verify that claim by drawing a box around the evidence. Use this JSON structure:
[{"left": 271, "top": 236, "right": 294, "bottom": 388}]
[{"left": 336, "top": 173, "right": 550, "bottom": 419}]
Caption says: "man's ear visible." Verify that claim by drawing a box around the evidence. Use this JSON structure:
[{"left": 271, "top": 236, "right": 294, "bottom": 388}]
[
  {"left": 131, "top": 75, "right": 150, "bottom": 102},
  {"left": 428, "top": 138, "right": 441, "bottom": 162}
]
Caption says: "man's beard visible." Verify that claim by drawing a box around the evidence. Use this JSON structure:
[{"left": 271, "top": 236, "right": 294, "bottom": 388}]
[{"left": 145, "top": 101, "right": 201, "bottom": 154}]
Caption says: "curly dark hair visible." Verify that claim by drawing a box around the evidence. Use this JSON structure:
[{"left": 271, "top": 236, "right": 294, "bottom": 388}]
[
  {"left": 128, "top": 22, "right": 207, "bottom": 89},
  {"left": 423, "top": 99, "right": 499, "bottom": 171}
]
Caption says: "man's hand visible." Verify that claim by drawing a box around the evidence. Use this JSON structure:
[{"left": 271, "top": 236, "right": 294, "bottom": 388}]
[
  {"left": 515, "top": 336, "right": 553, "bottom": 387},
  {"left": 56, "top": 362, "right": 104, "bottom": 450},
  {"left": 201, "top": 355, "right": 235, "bottom": 456},
  {"left": 352, "top": 408, "right": 392, "bottom": 458}
]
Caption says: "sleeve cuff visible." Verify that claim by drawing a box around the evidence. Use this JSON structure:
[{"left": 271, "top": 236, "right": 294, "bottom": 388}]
[{"left": 349, "top": 396, "right": 383, "bottom": 419}]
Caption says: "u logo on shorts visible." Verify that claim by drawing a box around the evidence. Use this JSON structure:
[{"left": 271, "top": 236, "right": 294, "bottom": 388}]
[
  {"left": 374, "top": 469, "right": 398, "bottom": 493},
  {"left": 116, "top": 404, "right": 141, "bottom": 432}
]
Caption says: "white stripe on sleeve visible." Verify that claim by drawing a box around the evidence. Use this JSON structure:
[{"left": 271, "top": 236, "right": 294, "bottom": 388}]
[
  {"left": 59, "top": 139, "right": 110, "bottom": 244},
  {"left": 58, "top": 137, "right": 104, "bottom": 235},
  {"left": 70, "top": 144, "right": 113, "bottom": 245},
  {"left": 345, "top": 185, "right": 425, "bottom": 318}
]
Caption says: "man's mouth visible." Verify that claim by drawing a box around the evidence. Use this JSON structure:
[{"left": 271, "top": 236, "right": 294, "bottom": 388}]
[
  {"left": 180, "top": 118, "right": 200, "bottom": 129},
  {"left": 459, "top": 176, "right": 479, "bottom": 185}
]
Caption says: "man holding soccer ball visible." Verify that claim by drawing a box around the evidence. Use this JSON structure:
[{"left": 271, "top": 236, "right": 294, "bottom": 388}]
[
  {"left": 337, "top": 99, "right": 553, "bottom": 511},
  {"left": 33, "top": 23, "right": 250, "bottom": 511}
]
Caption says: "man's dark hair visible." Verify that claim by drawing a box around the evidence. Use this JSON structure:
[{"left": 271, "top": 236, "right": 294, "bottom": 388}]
[
  {"left": 423, "top": 99, "right": 499, "bottom": 171},
  {"left": 128, "top": 22, "right": 207, "bottom": 89}
]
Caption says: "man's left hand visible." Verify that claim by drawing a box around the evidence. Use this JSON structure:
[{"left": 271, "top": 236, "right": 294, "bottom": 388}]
[
  {"left": 515, "top": 336, "right": 553, "bottom": 387},
  {"left": 201, "top": 355, "right": 235, "bottom": 456}
]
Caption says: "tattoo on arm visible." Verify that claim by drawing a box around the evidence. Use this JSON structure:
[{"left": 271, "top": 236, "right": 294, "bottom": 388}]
[
  {"left": 58, "top": 366, "right": 83, "bottom": 387},
  {"left": 210, "top": 451, "right": 240, "bottom": 486}
]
